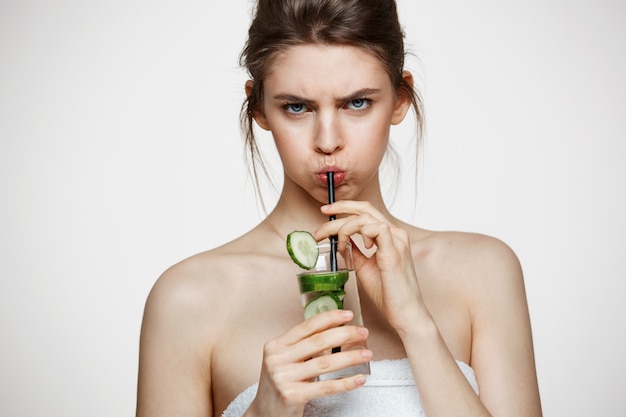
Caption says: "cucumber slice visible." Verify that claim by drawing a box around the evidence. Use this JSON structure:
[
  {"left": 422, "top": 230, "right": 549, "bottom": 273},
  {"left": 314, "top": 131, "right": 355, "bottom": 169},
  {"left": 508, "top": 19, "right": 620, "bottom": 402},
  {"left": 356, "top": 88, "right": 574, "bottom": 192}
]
[
  {"left": 286, "top": 230, "right": 318, "bottom": 270},
  {"left": 298, "top": 271, "right": 349, "bottom": 293},
  {"left": 304, "top": 294, "right": 343, "bottom": 320}
]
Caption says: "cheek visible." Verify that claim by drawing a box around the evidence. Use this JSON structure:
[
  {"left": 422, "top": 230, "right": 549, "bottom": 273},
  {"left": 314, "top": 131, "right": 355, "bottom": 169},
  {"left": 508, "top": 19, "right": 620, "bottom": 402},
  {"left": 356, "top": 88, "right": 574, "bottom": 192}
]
[
  {"left": 271, "top": 129, "right": 311, "bottom": 171},
  {"left": 268, "top": 115, "right": 318, "bottom": 156},
  {"left": 349, "top": 118, "right": 390, "bottom": 152}
]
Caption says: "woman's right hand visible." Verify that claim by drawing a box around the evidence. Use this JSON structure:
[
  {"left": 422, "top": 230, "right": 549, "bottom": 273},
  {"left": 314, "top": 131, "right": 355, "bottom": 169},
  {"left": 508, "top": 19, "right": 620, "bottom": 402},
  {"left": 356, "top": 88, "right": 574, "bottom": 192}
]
[{"left": 245, "top": 309, "right": 371, "bottom": 417}]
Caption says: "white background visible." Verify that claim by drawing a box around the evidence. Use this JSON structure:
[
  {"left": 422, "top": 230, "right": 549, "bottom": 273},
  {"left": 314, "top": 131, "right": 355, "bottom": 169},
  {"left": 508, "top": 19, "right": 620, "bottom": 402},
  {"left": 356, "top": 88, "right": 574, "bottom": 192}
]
[{"left": 1, "top": 0, "right": 625, "bottom": 416}]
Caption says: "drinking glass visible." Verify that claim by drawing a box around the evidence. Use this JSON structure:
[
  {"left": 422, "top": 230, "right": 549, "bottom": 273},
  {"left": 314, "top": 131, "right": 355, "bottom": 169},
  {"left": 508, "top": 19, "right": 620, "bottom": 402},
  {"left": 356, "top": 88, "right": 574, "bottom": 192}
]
[{"left": 296, "top": 241, "right": 370, "bottom": 380}]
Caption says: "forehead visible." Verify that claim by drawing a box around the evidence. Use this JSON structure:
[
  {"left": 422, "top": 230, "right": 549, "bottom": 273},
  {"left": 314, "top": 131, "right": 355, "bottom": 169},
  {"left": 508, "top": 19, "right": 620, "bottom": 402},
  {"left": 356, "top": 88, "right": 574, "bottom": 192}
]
[{"left": 264, "top": 44, "right": 391, "bottom": 95}]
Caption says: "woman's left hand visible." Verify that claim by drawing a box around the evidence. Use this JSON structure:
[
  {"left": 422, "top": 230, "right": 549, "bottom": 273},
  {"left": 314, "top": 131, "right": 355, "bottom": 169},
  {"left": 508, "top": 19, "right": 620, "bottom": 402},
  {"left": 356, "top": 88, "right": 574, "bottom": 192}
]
[{"left": 314, "top": 201, "right": 426, "bottom": 334}]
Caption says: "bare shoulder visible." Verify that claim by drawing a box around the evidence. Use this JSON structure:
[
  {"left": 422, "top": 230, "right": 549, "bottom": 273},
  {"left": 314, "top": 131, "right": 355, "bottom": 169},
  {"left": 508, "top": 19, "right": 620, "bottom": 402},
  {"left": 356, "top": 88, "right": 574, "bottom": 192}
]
[
  {"left": 139, "top": 240, "right": 247, "bottom": 368},
  {"left": 137, "top": 233, "right": 271, "bottom": 416},
  {"left": 408, "top": 228, "right": 529, "bottom": 336},
  {"left": 144, "top": 234, "right": 262, "bottom": 327},
  {"left": 412, "top": 229, "right": 523, "bottom": 289},
  {"left": 141, "top": 226, "right": 289, "bottom": 346},
  {"left": 417, "top": 229, "right": 531, "bottom": 323}
]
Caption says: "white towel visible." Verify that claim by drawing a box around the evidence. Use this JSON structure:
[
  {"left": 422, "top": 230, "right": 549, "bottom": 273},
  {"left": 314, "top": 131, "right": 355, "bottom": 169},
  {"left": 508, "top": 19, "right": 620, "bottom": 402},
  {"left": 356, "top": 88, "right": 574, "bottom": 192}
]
[{"left": 221, "top": 358, "right": 478, "bottom": 417}]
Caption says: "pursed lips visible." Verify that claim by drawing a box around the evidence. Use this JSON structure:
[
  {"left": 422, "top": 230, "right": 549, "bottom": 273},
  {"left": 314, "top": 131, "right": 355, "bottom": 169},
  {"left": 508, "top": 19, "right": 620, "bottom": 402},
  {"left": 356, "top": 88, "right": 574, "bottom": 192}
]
[{"left": 316, "top": 168, "right": 345, "bottom": 186}]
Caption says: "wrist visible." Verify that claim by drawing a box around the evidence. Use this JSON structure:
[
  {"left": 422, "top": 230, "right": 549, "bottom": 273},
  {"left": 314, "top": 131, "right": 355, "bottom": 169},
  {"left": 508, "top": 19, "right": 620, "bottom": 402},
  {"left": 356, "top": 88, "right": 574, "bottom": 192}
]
[{"left": 394, "top": 307, "right": 439, "bottom": 343}]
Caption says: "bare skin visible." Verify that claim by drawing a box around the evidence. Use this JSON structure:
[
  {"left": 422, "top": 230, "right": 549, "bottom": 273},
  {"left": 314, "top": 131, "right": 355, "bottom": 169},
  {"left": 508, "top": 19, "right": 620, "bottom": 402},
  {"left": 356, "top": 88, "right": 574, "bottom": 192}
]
[{"left": 136, "top": 44, "right": 542, "bottom": 417}]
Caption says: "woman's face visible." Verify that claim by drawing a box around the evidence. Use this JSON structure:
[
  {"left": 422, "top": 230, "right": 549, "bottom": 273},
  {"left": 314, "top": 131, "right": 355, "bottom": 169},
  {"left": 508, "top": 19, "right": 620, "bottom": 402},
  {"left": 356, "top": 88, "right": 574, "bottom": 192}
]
[{"left": 254, "top": 44, "right": 411, "bottom": 204}]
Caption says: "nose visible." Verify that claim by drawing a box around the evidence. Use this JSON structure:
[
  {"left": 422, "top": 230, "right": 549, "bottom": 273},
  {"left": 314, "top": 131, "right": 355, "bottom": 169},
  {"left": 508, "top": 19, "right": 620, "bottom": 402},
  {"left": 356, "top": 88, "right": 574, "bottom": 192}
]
[{"left": 314, "top": 112, "right": 343, "bottom": 154}]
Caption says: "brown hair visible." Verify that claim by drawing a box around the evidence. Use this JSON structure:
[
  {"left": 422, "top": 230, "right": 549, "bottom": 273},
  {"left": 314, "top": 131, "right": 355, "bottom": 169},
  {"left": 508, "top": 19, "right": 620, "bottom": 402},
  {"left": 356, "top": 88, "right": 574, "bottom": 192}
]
[{"left": 239, "top": 0, "right": 423, "bottom": 207}]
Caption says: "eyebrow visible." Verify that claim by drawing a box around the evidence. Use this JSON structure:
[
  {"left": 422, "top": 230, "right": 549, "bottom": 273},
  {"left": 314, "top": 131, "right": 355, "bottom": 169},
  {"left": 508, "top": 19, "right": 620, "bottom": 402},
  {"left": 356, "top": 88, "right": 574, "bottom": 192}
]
[{"left": 272, "top": 88, "right": 382, "bottom": 106}]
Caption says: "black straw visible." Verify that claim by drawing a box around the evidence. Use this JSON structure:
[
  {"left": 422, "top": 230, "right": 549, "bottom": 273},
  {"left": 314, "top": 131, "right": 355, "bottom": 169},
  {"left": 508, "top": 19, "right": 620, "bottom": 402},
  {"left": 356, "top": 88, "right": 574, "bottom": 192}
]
[
  {"left": 327, "top": 172, "right": 338, "bottom": 272},
  {"left": 327, "top": 171, "right": 340, "bottom": 354}
]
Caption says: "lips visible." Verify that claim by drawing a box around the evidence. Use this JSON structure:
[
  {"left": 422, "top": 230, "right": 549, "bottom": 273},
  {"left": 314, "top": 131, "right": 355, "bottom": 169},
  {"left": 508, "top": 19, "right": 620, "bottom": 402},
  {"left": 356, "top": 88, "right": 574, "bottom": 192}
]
[{"left": 316, "top": 168, "right": 345, "bottom": 186}]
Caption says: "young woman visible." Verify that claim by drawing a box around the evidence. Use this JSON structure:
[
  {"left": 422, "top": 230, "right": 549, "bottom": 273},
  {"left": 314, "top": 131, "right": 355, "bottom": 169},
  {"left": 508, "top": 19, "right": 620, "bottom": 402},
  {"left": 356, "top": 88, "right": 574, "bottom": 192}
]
[{"left": 136, "top": 0, "right": 542, "bottom": 416}]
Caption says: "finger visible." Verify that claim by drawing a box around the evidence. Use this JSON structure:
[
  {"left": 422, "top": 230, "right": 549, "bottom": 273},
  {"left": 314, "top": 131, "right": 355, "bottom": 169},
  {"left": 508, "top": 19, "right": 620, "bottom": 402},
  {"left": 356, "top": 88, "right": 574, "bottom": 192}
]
[
  {"left": 334, "top": 214, "right": 387, "bottom": 246},
  {"left": 320, "top": 200, "right": 387, "bottom": 222},
  {"left": 276, "top": 309, "right": 354, "bottom": 347},
  {"left": 274, "top": 324, "right": 370, "bottom": 380},
  {"left": 312, "top": 215, "right": 353, "bottom": 241},
  {"left": 314, "top": 212, "right": 380, "bottom": 244},
  {"left": 361, "top": 223, "right": 411, "bottom": 257},
  {"left": 360, "top": 222, "right": 395, "bottom": 251},
  {"left": 316, "top": 372, "right": 368, "bottom": 395},
  {"left": 299, "top": 348, "right": 372, "bottom": 382},
  {"left": 285, "top": 322, "right": 368, "bottom": 365},
  {"left": 285, "top": 372, "right": 368, "bottom": 405},
  {"left": 297, "top": 324, "right": 369, "bottom": 360},
  {"left": 359, "top": 222, "right": 411, "bottom": 269}
]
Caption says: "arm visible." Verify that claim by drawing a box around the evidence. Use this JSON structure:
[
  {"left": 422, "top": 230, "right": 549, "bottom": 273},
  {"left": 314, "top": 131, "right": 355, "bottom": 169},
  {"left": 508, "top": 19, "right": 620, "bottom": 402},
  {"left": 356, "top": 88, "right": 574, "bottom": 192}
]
[
  {"left": 468, "top": 237, "right": 542, "bottom": 415},
  {"left": 316, "top": 202, "right": 542, "bottom": 416},
  {"left": 401, "top": 236, "right": 541, "bottom": 416},
  {"left": 136, "top": 267, "right": 214, "bottom": 417}
]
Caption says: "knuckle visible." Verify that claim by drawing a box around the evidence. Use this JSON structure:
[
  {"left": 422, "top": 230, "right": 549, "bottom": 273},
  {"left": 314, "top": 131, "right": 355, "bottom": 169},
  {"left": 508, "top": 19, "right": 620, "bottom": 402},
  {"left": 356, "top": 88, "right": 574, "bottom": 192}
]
[
  {"left": 362, "top": 213, "right": 376, "bottom": 223},
  {"left": 338, "top": 228, "right": 352, "bottom": 240},
  {"left": 263, "top": 352, "right": 281, "bottom": 371},
  {"left": 319, "top": 381, "right": 335, "bottom": 396},
  {"left": 263, "top": 338, "right": 279, "bottom": 355},
  {"left": 342, "top": 376, "right": 357, "bottom": 391},
  {"left": 395, "top": 227, "right": 409, "bottom": 241},
  {"left": 278, "top": 385, "right": 300, "bottom": 406},
  {"left": 262, "top": 341, "right": 283, "bottom": 370},
  {"left": 309, "top": 332, "right": 327, "bottom": 349},
  {"left": 302, "top": 317, "right": 319, "bottom": 334},
  {"left": 316, "top": 354, "right": 331, "bottom": 371}
]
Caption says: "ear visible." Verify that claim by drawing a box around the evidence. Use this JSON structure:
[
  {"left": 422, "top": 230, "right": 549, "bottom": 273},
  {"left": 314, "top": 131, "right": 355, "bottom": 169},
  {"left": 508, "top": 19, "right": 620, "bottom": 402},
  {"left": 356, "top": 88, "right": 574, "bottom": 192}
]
[
  {"left": 390, "top": 71, "right": 414, "bottom": 125},
  {"left": 245, "top": 80, "right": 270, "bottom": 131}
]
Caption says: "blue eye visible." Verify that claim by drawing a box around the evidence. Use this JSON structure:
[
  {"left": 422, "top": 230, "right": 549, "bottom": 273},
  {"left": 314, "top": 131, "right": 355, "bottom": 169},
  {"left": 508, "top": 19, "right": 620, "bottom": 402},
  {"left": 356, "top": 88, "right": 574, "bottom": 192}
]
[
  {"left": 346, "top": 99, "right": 370, "bottom": 110},
  {"left": 285, "top": 103, "right": 307, "bottom": 114}
]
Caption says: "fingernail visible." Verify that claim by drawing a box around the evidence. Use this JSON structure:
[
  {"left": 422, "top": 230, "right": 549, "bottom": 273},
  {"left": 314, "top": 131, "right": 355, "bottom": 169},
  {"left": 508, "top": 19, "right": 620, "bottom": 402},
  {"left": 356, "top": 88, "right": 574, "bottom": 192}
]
[
  {"left": 357, "top": 327, "right": 369, "bottom": 337},
  {"left": 361, "top": 349, "right": 373, "bottom": 359},
  {"left": 340, "top": 310, "right": 354, "bottom": 319},
  {"left": 355, "top": 375, "right": 366, "bottom": 385}
]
